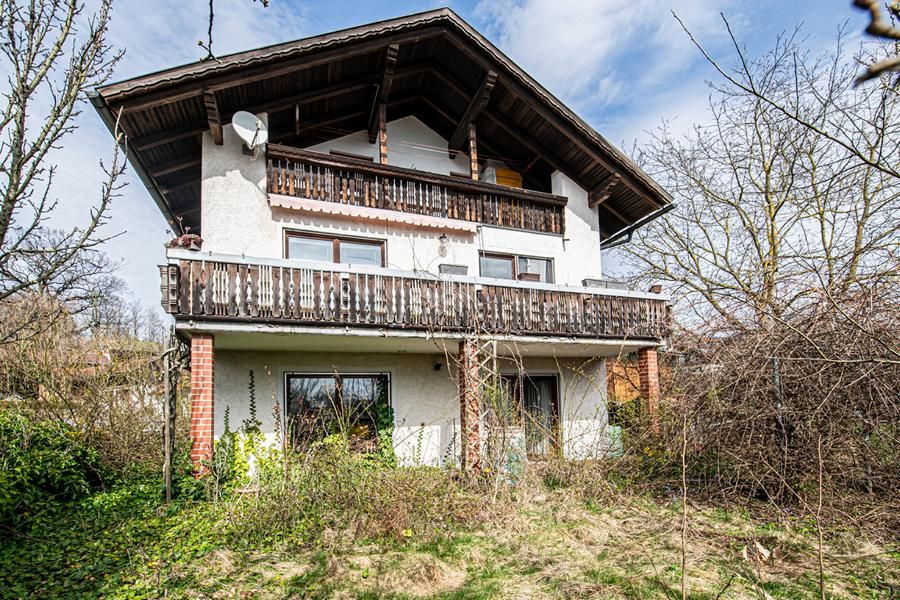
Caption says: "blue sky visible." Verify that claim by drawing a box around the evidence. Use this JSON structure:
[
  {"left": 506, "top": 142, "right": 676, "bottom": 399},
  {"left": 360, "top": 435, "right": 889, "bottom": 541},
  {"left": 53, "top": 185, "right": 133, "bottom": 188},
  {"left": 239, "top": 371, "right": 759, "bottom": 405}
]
[{"left": 51, "top": 0, "right": 865, "bottom": 310}]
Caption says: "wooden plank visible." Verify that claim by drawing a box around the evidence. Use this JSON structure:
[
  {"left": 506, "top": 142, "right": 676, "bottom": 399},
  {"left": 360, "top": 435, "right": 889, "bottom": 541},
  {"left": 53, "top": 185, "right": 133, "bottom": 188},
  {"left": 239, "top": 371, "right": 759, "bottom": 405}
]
[
  {"left": 131, "top": 123, "right": 207, "bottom": 151},
  {"left": 468, "top": 124, "right": 478, "bottom": 181},
  {"left": 238, "top": 79, "right": 376, "bottom": 121},
  {"left": 150, "top": 157, "right": 201, "bottom": 177},
  {"left": 158, "top": 172, "right": 199, "bottom": 194},
  {"left": 268, "top": 143, "right": 567, "bottom": 205},
  {"left": 112, "top": 29, "right": 444, "bottom": 113},
  {"left": 203, "top": 90, "right": 223, "bottom": 145},
  {"left": 598, "top": 202, "right": 631, "bottom": 229},
  {"left": 377, "top": 104, "right": 388, "bottom": 164},
  {"left": 448, "top": 70, "right": 497, "bottom": 151},
  {"left": 589, "top": 174, "right": 620, "bottom": 208}
]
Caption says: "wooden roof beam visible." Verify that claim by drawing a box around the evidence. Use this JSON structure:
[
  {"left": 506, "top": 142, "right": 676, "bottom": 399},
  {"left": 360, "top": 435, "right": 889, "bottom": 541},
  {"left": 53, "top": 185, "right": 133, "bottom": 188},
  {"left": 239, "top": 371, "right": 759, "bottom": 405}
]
[
  {"left": 442, "top": 29, "right": 666, "bottom": 210},
  {"left": 149, "top": 157, "right": 201, "bottom": 178},
  {"left": 238, "top": 79, "right": 376, "bottom": 121},
  {"left": 484, "top": 108, "right": 568, "bottom": 175},
  {"left": 110, "top": 28, "right": 444, "bottom": 113},
  {"left": 448, "top": 69, "right": 496, "bottom": 152},
  {"left": 131, "top": 123, "right": 207, "bottom": 151},
  {"left": 417, "top": 95, "right": 503, "bottom": 159},
  {"left": 368, "top": 43, "right": 400, "bottom": 143},
  {"left": 598, "top": 200, "right": 630, "bottom": 228},
  {"left": 158, "top": 172, "right": 199, "bottom": 194},
  {"left": 203, "top": 90, "right": 223, "bottom": 145},
  {"left": 269, "top": 110, "right": 369, "bottom": 142},
  {"left": 589, "top": 174, "right": 620, "bottom": 208}
]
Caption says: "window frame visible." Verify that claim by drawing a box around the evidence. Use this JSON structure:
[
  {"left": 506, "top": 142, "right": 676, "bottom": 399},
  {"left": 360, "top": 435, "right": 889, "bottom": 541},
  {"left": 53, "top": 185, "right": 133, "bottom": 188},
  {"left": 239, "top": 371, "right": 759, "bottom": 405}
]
[
  {"left": 498, "top": 372, "right": 561, "bottom": 457},
  {"left": 283, "top": 371, "right": 392, "bottom": 445},
  {"left": 478, "top": 251, "right": 554, "bottom": 283},
  {"left": 284, "top": 229, "right": 386, "bottom": 267}
]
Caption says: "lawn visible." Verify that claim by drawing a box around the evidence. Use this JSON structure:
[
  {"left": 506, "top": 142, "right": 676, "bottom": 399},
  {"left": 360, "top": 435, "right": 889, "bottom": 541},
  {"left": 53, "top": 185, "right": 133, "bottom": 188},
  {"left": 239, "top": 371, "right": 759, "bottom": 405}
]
[{"left": 2, "top": 478, "right": 896, "bottom": 599}]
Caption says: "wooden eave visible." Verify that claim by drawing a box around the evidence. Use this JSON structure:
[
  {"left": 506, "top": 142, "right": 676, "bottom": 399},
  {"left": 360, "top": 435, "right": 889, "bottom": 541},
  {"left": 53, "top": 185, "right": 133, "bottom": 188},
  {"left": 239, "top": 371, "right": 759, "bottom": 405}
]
[{"left": 93, "top": 8, "right": 671, "bottom": 235}]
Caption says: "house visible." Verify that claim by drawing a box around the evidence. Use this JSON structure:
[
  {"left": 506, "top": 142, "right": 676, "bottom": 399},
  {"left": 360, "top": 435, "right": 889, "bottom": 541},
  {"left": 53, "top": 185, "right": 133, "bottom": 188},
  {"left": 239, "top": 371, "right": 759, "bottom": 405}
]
[{"left": 90, "top": 9, "right": 672, "bottom": 471}]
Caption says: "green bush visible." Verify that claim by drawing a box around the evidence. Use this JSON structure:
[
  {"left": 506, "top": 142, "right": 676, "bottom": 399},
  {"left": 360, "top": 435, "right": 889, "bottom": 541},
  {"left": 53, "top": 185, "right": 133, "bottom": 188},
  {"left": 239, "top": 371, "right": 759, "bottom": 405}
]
[{"left": 0, "top": 408, "right": 103, "bottom": 530}]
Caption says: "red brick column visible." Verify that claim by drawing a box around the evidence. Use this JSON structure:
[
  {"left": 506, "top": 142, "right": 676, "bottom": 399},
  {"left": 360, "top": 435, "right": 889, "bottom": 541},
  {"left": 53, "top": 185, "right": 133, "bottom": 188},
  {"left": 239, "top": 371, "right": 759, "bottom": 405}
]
[
  {"left": 638, "top": 347, "right": 660, "bottom": 434},
  {"left": 190, "top": 334, "right": 215, "bottom": 472},
  {"left": 458, "top": 338, "right": 481, "bottom": 472}
]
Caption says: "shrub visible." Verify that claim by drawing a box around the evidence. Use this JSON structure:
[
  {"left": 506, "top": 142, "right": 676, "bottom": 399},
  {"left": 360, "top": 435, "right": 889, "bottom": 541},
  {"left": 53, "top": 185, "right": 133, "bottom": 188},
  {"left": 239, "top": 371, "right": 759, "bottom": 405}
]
[
  {"left": 222, "top": 435, "right": 487, "bottom": 547},
  {"left": 0, "top": 408, "right": 103, "bottom": 530}
]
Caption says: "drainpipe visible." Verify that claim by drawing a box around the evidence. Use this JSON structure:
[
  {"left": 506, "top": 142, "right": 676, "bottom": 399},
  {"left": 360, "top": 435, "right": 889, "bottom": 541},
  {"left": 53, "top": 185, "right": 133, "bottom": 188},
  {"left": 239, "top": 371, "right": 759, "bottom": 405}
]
[
  {"left": 600, "top": 202, "right": 676, "bottom": 250},
  {"left": 88, "top": 90, "right": 185, "bottom": 235}
]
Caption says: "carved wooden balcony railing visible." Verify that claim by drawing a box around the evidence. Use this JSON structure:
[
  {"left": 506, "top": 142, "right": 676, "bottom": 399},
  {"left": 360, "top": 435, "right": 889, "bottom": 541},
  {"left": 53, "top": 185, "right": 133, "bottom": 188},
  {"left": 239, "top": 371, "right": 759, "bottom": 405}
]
[
  {"left": 266, "top": 145, "right": 567, "bottom": 234},
  {"left": 160, "top": 253, "right": 669, "bottom": 340}
]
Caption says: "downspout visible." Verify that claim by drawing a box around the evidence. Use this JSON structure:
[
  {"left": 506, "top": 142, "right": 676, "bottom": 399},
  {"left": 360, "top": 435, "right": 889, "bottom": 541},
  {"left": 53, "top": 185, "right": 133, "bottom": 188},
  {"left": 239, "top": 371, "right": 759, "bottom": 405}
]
[
  {"left": 88, "top": 91, "right": 185, "bottom": 235},
  {"left": 600, "top": 202, "right": 676, "bottom": 250}
]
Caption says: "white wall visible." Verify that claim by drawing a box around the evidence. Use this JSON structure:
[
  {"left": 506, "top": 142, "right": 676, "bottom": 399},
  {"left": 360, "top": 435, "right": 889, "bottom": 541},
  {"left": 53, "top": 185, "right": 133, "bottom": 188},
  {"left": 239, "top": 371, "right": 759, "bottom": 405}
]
[
  {"left": 215, "top": 349, "right": 462, "bottom": 466},
  {"left": 213, "top": 349, "right": 611, "bottom": 465},
  {"left": 200, "top": 115, "right": 603, "bottom": 282},
  {"left": 308, "top": 115, "right": 472, "bottom": 176}
]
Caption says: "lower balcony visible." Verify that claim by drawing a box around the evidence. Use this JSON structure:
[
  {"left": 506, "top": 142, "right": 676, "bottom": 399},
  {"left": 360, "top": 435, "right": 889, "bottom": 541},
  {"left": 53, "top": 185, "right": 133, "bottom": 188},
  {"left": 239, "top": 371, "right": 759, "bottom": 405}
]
[{"left": 160, "top": 250, "right": 670, "bottom": 342}]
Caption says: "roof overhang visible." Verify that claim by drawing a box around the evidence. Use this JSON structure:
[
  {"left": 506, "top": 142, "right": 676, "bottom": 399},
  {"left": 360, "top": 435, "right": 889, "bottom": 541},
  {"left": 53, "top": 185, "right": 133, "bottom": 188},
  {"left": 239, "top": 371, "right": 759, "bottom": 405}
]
[{"left": 93, "top": 8, "right": 672, "bottom": 237}]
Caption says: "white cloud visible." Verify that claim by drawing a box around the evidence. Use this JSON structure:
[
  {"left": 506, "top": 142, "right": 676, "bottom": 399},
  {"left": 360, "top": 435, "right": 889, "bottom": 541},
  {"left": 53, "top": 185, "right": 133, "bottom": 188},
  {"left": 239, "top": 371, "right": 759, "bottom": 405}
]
[{"left": 474, "top": 0, "right": 739, "bottom": 115}]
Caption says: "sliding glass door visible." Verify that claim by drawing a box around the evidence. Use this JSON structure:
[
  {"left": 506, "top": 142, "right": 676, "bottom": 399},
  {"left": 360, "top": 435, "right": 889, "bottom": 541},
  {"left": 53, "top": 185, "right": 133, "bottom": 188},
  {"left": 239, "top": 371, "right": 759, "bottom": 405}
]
[{"left": 499, "top": 374, "right": 559, "bottom": 457}]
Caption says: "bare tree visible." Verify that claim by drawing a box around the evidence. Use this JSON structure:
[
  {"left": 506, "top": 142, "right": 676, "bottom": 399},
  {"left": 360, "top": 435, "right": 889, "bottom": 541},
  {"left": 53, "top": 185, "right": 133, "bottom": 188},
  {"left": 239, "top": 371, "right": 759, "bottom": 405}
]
[
  {"left": 622, "top": 26, "right": 899, "bottom": 334},
  {"left": 853, "top": 0, "right": 900, "bottom": 84},
  {"left": 0, "top": 0, "right": 125, "bottom": 341}
]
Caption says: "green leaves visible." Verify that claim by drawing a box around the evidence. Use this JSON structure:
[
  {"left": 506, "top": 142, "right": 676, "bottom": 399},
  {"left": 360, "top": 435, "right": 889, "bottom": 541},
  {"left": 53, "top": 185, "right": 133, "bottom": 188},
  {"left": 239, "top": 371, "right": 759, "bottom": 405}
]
[{"left": 0, "top": 409, "right": 104, "bottom": 530}]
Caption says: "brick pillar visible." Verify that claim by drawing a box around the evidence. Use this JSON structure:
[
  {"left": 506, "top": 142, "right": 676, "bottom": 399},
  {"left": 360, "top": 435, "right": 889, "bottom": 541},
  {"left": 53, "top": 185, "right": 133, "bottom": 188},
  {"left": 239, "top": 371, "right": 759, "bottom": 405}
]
[
  {"left": 458, "top": 338, "right": 481, "bottom": 472},
  {"left": 190, "top": 334, "right": 215, "bottom": 472},
  {"left": 638, "top": 347, "right": 660, "bottom": 434}
]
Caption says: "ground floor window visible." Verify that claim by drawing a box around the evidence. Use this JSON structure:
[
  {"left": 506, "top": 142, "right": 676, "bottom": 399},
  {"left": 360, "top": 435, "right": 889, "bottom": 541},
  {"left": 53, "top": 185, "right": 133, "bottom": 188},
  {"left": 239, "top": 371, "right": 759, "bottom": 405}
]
[{"left": 285, "top": 372, "right": 390, "bottom": 451}]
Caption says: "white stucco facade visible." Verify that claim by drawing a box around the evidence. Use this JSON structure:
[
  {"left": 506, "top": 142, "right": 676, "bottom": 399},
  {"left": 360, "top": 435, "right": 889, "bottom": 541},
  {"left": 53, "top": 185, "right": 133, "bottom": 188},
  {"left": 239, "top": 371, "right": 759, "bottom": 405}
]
[
  {"left": 193, "top": 114, "right": 634, "bottom": 464},
  {"left": 213, "top": 349, "right": 611, "bottom": 466},
  {"left": 199, "top": 114, "right": 603, "bottom": 283}
]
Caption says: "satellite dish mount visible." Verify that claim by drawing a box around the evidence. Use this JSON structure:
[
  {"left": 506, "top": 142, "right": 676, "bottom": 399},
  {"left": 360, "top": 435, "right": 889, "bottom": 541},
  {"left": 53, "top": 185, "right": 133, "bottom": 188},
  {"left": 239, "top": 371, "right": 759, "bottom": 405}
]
[{"left": 231, "top": 111, "right": 269, "bottom": 160}]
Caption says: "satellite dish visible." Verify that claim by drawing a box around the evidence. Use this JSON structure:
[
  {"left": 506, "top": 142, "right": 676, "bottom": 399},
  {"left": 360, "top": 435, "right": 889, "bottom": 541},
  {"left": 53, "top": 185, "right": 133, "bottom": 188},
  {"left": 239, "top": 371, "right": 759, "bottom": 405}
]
[{"left": 231, "top": 111, "right": 268, "bottom": 158}]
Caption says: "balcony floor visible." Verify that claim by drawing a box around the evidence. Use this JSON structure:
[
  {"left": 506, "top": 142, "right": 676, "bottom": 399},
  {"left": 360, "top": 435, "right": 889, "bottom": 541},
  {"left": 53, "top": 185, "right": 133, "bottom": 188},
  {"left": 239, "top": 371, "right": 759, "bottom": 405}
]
[{"left": 177, "top": 321, "right": 659, "bottom": 357}]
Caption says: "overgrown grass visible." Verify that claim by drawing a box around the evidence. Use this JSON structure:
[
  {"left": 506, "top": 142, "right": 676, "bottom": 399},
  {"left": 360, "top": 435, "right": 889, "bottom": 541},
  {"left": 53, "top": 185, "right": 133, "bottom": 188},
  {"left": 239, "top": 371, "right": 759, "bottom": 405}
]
[
  {"left": 2, "top": 448, "right": 897, "bottom": 599},
  {"left": 2, "top": 412, "right": 896, "bottom": 598}
]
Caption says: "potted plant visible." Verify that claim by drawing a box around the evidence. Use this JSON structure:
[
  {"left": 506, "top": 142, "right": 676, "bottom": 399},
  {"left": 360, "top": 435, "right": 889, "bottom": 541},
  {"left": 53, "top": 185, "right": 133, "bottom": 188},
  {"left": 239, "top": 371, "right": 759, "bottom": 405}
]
[{"left": 166, "top": 227, "right": 203, "bottom": 251}]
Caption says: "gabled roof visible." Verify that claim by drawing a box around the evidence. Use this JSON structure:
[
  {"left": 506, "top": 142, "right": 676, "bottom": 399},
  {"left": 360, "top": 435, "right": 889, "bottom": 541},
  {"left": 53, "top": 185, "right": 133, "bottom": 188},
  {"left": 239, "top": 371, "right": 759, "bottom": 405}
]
[{"left": 91, "top": 8, "right": 671, "bottom": 237}]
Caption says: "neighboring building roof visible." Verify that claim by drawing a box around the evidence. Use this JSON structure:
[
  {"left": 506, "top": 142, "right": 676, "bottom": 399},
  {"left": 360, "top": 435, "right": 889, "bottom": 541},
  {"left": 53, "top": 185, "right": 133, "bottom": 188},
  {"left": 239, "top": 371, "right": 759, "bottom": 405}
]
[{"left": 91, "top": 8, "right": 671, "bottom": 238}]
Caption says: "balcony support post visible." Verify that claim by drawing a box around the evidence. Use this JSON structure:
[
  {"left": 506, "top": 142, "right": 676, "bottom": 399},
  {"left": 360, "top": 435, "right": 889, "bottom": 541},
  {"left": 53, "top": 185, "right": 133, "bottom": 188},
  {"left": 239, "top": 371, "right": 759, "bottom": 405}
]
[
  {"left": 468, "top": 123, "right": 478, "bottom": 181},
  {"left": 457, "top": 337, "right": 482, "bottom": 473},
  {"left": 377, "top": 103, "right": 388, "bottom": 164},
  {"left": 638, "top": 346, "right": 660, "bottom": 434},
  {"left": 190, "top": 333, "right": 215, "bottom": 473}
]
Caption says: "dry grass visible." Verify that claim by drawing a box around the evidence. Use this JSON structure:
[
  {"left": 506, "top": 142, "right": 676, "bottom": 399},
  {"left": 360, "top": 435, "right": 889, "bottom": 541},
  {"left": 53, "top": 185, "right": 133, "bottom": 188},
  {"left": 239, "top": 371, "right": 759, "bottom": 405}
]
[{"left": 181, "top": 486, "right": 899, "bottom": 599}]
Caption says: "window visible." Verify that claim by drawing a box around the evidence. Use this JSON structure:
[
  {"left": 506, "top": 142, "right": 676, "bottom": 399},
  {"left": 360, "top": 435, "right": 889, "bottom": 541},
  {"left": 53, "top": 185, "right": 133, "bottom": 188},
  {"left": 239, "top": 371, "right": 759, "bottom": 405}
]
[
  {"left": 285, "top": 231, "right": 385, "bottom": 267},
  {"left": 517, "top": 256, "right": 553, "bottom": 283},
  {"left": 285, "top": 373, "right": 390, "bottom": 450},
  {"left": 479, "top": 252, "right": 554, "bottom": 283},
  {"left": 499, "top": 374, "right": 559, "bottom": 456},
  {"left": 479, "top": 253, "right": 515, "bottom": 279}
]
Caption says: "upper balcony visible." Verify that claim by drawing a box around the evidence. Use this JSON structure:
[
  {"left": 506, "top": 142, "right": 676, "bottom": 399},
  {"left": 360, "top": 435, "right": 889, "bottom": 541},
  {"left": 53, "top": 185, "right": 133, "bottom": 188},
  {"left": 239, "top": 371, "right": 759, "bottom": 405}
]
[
  {"left": 266, "top": 145, "right": 568, "bottom": 235},
  {"left": 160, "top": 249, "right": 670, "bottom": 342}
]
